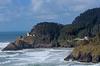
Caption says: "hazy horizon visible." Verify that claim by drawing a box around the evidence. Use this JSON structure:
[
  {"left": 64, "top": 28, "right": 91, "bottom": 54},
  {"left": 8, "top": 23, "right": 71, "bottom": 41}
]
[{"left": 0, "top": 0, "right": 100, "bottom": 32}]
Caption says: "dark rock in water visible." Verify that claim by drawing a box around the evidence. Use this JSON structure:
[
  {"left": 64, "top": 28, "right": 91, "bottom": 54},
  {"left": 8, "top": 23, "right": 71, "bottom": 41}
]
[
  {"left": 92, "top": 56, "right": 100, "bottom": 63},
  {"left": 65, "top": 53, "right": 100, "bottom": 63},
  {"left": 2, "top": 36, "right": 34, "bottom": 51},
  {"left": 78, "top": 52, "right": 92, "bottom": 62},
  {"left": 64, "top": 54, "right": 73, "bottom": 61},
  {"left": 65, "top": 53, "right": 93, "bottom": 62},
  {"left": 64, "top": 44, "right": 100, "bottom": 63},
  {"left": 2, "top": 42, "right": 19, "bottom": 50}
]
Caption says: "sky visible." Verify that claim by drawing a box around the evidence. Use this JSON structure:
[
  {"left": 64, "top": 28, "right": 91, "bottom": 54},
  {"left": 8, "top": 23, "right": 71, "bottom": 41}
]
[{"left": 0, "top": 0, "right": 100, "bottom": 31}]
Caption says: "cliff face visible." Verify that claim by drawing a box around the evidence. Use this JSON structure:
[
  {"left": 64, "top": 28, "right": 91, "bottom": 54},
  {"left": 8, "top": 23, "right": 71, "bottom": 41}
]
[
  {"left": 58, "top": 8, "right": 100, "bottom": 48},
  {"left": 64, "top": 34, "right": 100, "bottom": 63},
  {"left": 64, "top": 8, "right": 100, "bottom": 63},
  {"left": 29, "top": 22, "right": 63, "bottom": 47},
  {"left": 3, "top": 36, "right": 35, "bottom": 50},
  {"left": 2, "top": 22, "right": 64, "bottom": 51}
]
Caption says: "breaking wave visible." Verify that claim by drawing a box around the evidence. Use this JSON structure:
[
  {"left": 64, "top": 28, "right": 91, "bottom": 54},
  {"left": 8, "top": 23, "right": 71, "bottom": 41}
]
[
  {"left": 0, "top": 42, "right": 10, "bottom": 50},
  {"left": 0, "top": 43, "right": 99, "bottom": 66}
]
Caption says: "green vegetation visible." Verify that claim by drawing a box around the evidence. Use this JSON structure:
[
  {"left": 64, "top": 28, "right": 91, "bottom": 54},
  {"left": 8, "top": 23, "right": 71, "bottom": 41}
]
[
  {"left": 72, "top": 8, "right": 100, "bottom": 37},
  {"left": 62, "top": 8, "right": 100, "bottom": 63},
  {"left": 58, "top": 8, "right": 100, "bottom": 48},
  {"left": 67, "top": 34, "right": 100, "bottom": 63},
  {"left": 29, "top": 22, "right": 64, "bottom": 47}
]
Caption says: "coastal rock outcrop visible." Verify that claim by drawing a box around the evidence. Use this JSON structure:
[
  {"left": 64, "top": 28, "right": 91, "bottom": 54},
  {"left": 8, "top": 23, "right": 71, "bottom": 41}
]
[
  {"left": 64, "top": 45, "right": 100, "bottom": 63},
  {"left": 64, "top": 34, "right": 100, "bottom": 63},
  {"left": 64, "top": 8, "right": 100, "bottom": 63},
  {"left": 2, "top": 36, "right": 34, "bottom": 50},
  {"left": 2, "top": 22, "right": 64, "bottom": 51}
]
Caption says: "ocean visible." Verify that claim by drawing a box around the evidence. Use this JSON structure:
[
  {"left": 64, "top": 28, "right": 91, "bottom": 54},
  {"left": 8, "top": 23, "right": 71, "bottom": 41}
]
[
  {"left": 0, "top": 32, "right": 99, "bottom": 66},
  {"left": 0, "top": 31, "right": 27, "bottom": 42}
]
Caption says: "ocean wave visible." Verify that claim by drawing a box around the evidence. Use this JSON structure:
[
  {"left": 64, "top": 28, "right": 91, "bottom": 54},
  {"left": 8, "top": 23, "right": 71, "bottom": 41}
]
[
  {"left": 0, "top": 60, "right": 11, "bottom": 65},
  {"left": 0, "top": 42, "right": 10, "bottom": 50},
  {"left": 0, "top": 48, "right": 100, "bottom": 66}
]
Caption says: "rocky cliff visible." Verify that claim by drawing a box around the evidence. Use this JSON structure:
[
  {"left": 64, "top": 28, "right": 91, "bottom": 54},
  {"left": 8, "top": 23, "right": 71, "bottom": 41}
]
[
  {"left": 64, "top": 8, "right": 100, "bottom": 63},
  {"left": 2, "top": 22, "right": 64, "bottom": 50},
  {"left": 64, "top": 34, "right": 100, "bottom": 63}
]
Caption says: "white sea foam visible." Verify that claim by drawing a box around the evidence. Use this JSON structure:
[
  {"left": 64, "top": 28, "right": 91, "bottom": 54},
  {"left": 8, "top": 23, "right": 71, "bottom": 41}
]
[
  {"left": 0, "top": 60, "right": 11, "bottom": 64},
  {"left": 0, "top": 42, "right": 9, "bottom": 50},
  {"left": 0, "top": 53, "right": 19, "bottom": 58},
  {"left": 0, "top": 48, "right": 100, "bottom": 66}
]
